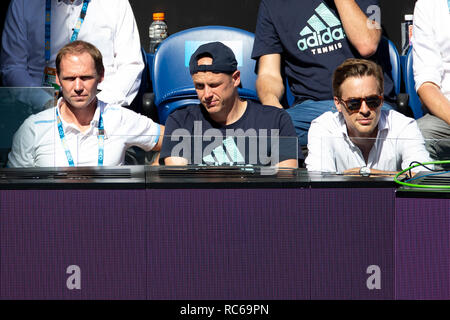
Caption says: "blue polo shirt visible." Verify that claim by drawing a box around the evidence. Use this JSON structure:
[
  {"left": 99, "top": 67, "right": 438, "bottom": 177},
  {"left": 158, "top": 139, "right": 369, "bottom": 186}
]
[{"left": 160, "top": 100, "right": 301, "bottom": 165}]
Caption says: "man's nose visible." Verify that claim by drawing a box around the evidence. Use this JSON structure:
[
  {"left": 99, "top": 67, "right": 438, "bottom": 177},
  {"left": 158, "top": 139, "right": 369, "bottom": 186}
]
[
  {"left": 74, "top": 78, "right": 83, "bottom": 92},
  {"left": 359, "top": 100, "right": 371, "bottom": 115},
  {"left": 203, "top": 85, "right": 213, "bottom": 99}
]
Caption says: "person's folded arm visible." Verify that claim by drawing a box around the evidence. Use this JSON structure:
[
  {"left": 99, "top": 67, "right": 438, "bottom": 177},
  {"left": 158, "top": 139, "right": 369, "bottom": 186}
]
[
  {"left": 255, "top": 54, "right": 285, "bottom": 109},
  {"left": 334, "top": 0, "right": 381, "bottom": 57},
  {"left": 417, "top": 83, "right": 450, "bottom": 125}
]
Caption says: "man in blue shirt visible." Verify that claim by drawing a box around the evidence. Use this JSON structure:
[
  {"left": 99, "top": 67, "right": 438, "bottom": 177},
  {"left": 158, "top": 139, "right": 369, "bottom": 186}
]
[
  {"left": 160, "top": 42, "right": 299, "bottom": 168},
  {"left": 251, "top": 0, "right": 396, "bottom": 148},
  {"left": 0, "top": 0, "right": 143, "bottom": 107}
]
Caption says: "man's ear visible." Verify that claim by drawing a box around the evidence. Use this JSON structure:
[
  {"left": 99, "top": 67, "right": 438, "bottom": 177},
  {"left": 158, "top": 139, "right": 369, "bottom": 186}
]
[
  {"left": 98, "top": 73, "right": 105, "bottom": 84},
  {"left": 55, "top": 73, "right": 61, "bottom": 87},
  {"left": 232, "top": 70, "right": 241, "bottom": 88},
  {"left": 334, "top": 96, "right": 342, "bottom": 112}
]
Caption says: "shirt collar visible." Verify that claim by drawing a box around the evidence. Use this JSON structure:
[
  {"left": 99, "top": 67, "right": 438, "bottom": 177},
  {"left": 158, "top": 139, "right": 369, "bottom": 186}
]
[
  {"left": 56, "top": 0, "right": 83, "bottom": 7},
  {"left": 337, "top": 110, "right": 389, "bottom": 139},
  {"left": 337, "top": 112, "right": 348, "bottom": 137},
  {"left": 376, "top": 110, "right": 389, "bottom": 134},
  {"left": 56, "top": 97, "right": 102, "bottom": 133}
]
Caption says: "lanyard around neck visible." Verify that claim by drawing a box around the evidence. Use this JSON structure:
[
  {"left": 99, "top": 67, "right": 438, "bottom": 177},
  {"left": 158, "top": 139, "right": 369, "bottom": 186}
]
[
  {"left": 71, "top": 0, "right": 91, "bottom": 42},
  {"left": 44, "top": 0, "right": 91, "bottom": 63},
  {"left": 55, "top": 106, "right": 104, "bottom": 167}
]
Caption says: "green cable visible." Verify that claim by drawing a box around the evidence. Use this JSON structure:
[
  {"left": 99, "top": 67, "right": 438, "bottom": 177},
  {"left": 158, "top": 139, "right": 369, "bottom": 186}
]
[{"left": 393, "top": 160, "right": 450, "bottom": 189}]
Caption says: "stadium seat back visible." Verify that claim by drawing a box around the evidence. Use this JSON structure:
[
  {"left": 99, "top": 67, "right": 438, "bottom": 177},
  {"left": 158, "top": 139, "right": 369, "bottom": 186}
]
[
  {"left": 152, "top": 26, "right": 258, "bottom": 123},
  {"left": 402, "top": 47, "right": 425, "bottom": 119}
]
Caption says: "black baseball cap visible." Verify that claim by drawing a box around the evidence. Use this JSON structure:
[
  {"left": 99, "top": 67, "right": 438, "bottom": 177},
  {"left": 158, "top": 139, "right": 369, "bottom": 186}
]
[{"left": 189, "top": 42, "right": 238, "bottom": 75}]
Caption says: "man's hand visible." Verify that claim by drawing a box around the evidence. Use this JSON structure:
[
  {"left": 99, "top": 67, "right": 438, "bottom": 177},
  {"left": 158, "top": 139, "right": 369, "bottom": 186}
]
[
  {"left": 276, "top": 159, "right": 298, "bottom": 168},
  {"left": 164, "top": 156, "right": 188, "bottom": 165},
  {"left": 343, "top": 167, "right": 408, "bottom": 177}
]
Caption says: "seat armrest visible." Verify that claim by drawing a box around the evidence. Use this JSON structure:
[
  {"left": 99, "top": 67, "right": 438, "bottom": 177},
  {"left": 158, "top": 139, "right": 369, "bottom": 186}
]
[{"left": 396, "top": 93, "right": 409, "bottom": 116}]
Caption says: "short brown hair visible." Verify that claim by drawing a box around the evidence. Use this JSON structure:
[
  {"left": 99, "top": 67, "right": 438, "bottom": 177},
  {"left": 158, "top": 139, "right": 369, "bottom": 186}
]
[
  {"left": 56, "top": 40, "right": 105, "bottom": 77},
  {"left": 332, "top": 58, "right": 383, "bottom": 98}
]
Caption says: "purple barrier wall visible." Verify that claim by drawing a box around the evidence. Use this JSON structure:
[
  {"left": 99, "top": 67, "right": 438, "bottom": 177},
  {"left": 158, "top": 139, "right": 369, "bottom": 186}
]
[
  {"left": 0, "top": 190, "right": 148, "bottom": 299},
  {"left": 395, "top": 197, "right": 450, "bottom": 299},
  {"left": 310, "top": 188, "right": 395, "bottom": 299},
  {"left": 146, "top": 189, "right": 310, "bottom": 299},
  {"left": 1, "top": 188, "right": 312, "bottom": 299},
  {"left": 3, "top": 187, "right": 447, "bottom": 299}
]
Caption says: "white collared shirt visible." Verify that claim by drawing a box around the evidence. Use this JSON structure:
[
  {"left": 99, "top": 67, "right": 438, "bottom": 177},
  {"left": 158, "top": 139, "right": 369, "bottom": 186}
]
[
  {"left": 7, "top": 99, "right": 161, "bottom": 167},
  {"left": 305, "top": 110, "right": 432, "bottom": 173},
  {"left": 0, "top": 0, "right": 143, "bottom": 106},
  {"left": 412, "top": 0, "right": 450, "bottom": 100}
]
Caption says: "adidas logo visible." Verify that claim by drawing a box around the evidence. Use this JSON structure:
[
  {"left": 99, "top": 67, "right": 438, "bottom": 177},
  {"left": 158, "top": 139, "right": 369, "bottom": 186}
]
[
  {"left": 203, "top": 137, "right": 245, "bottom": 165},
  {"left": 297, "top": 3, "right": 346, "bottom": 52},
  {"left": 170, "top": 122, "right": 281, "bottom": 167}
]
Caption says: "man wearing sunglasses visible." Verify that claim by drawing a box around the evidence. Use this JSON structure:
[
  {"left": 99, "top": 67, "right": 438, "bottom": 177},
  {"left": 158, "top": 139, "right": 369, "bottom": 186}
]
[
  {"left": 251, "top": 0, "right": 397, "bottom": 152},
  {"left": 305, "top": 58, "right": 431, "bottom": 175}
]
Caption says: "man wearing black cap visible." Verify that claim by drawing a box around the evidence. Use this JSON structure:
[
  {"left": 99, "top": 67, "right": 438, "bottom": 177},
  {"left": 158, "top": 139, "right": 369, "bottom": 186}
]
[{"left": 160, "top": 42, "right": 299, "bottom": 167}]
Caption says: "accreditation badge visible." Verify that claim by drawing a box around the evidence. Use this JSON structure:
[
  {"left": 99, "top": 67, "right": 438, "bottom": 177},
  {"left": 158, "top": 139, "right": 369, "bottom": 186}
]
[{"left": 42, "top": 65, "right": 61, "bottom": 105}]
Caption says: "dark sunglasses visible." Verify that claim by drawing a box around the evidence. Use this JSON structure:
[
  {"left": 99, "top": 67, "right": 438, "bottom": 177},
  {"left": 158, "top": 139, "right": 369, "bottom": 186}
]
[{"left": 339, "top": 95, "right": 383, "bottom": 112}]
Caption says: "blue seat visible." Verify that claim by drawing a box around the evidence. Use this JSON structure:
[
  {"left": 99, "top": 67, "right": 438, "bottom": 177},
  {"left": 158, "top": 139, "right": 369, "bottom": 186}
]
[
  {"left": 151, "top": 26, "right": 259, "bottom": 123},
  {"left": 383, "top": 36, "right": 401, "bottom": 97},
  {"left": 401, "top": 47, "right": 424, "bottom": 119},
  {"left": 129, "top": 48, "right": 151, "bottom": 115},
  {"left": 284, "top": 77, "right": 295, "bottom": 107}
]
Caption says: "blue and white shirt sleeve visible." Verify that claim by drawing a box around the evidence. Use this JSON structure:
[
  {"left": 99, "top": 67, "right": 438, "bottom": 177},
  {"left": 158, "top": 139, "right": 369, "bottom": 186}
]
[
  {"left": 119, "top": 107, "right": 161, "bottom": 151},
  {"left": 7, "top": 116, "right": 36, "bottom": 168}
]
